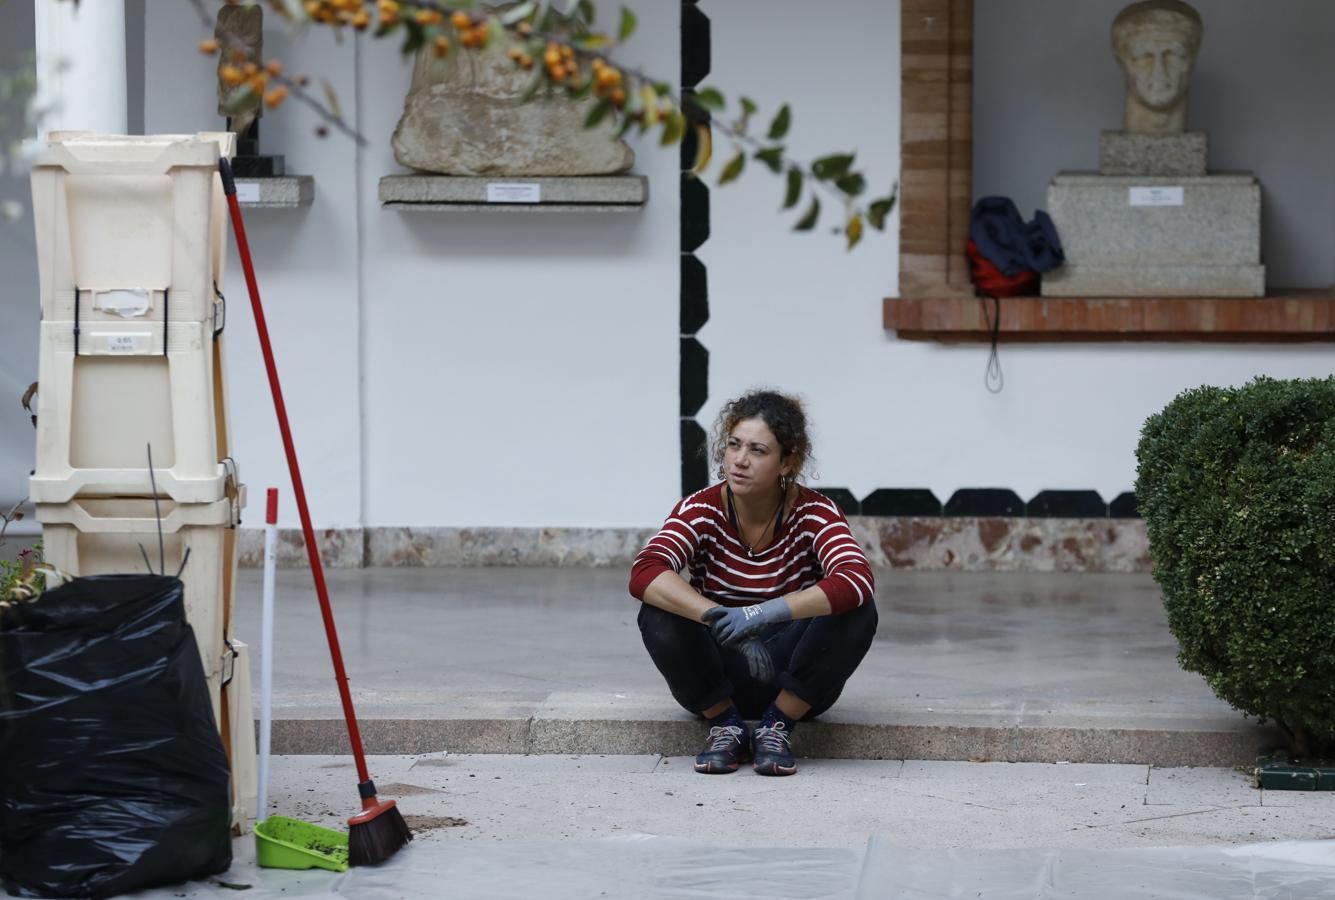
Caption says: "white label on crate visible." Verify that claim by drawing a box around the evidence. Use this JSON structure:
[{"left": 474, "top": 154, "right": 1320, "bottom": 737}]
[
  {"left": 95, "top": 332, "right": 152, "bottom": 354},
  {"left": 1128, "top": 186, "right": 1184, "bottom": 206},
  {"left": 95, "top": 288, "right": 152, "bottom": 317},
  {"left": 235, "top": 181, "right": 262, "bottom": 204},
  {"left": 486, "top": 182, "right": 541, "bottom": 204}
]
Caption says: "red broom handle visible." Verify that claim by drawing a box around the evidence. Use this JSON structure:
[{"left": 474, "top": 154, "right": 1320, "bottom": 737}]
[{"left": 219, "top": 160, "right": 370, "bottom": 785}]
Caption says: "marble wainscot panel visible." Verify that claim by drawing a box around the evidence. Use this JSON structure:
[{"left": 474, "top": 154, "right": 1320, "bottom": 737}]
[
  {"left": 851, "top": 517, "right": 1152, "bottom": 573},
  {"left": 365, "top": 527, "right": 658, "bottom": 567},
  {"left": 236, "top": 527, "right": 365, "bottom": 568},
  {"left": 238, "top": 521, "right": 1151, "bottom": 572}
]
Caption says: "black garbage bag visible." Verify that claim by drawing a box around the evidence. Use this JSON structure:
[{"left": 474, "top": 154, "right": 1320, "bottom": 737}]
[{"left": 0, "top": 575, "right": 232, "bottom": 898}]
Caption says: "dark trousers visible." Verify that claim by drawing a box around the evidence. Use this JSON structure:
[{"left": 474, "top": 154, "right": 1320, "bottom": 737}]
[{"left": 637, "top": 601, "right": 878, "bottom": 720}]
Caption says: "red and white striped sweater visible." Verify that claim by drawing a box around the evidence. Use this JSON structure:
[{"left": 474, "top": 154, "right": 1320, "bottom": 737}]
[{"left": 629, "top": 483, "right": 875, "bottom": 615}]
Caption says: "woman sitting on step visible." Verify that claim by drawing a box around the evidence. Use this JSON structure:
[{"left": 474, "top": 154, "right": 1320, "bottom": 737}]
[{"left": 629, "top": 389, "right": 878, "bottom": 776}]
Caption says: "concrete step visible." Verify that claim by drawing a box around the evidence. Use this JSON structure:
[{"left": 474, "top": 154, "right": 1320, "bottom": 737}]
[{"left": 264, "top": 693, "right": 1279, "bottom": 768}]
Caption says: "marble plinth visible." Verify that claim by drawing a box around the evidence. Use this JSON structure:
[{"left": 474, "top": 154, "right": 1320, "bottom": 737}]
[
  {"left": 1044, "top": 173, "right": 1263, "bottom": 297},
  {"left": 1099, "top": 131, "right": 1207, "bottom": 176}
]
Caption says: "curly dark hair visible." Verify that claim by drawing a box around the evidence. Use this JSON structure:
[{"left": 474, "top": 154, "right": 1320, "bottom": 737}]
[{"left": 710, "top": 389, "right": 813, "bottom": 481}]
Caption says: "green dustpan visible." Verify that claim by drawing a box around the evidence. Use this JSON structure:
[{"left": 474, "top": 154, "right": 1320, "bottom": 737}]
[{"left": 255, "top": 815, "right": 350, "bottom": 872}]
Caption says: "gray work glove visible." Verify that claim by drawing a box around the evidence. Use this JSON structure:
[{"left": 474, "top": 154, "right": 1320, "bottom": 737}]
[
  {"left": 702, "top": 598, "right": 792, "bottom": 646},
  {"left": 735, "top": 637, "right": 776, "bottom": 683}
]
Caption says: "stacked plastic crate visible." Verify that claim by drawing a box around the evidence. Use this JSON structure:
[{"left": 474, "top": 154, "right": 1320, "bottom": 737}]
[{"left": 29, "top": 132, "right": 257, "bottom": 826}]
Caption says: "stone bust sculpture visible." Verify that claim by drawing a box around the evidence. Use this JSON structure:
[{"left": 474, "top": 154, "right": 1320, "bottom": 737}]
[{"left": 1110, "top": 0, "right": 1203, "bottom": 134}]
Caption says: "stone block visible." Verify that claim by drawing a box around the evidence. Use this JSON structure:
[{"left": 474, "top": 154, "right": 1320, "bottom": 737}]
[
  {"left": 1100, "top": 131, "right": 1207, "bottom": 176},
  {"left": 1043, "top": 173, "right": 1264, "bottom": 297},
  {"left": 1043, "top": 263, "right": 1265, "bottom": 298},
  {"left": 234, "top": 175, "right": 314, "bottom": 209}
]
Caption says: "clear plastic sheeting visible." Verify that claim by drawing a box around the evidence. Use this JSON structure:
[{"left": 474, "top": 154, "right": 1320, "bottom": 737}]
[
  {"left": 139, "top": 834, "right": 1335, "bottom": 900},
  {"left": 855, "top": 836, "right": 1335, "bottom": 899}
]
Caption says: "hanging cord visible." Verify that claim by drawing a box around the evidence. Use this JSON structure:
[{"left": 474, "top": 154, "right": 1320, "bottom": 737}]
[{"left": 979, "top": 294, "right": 1004, "bottom": 394}]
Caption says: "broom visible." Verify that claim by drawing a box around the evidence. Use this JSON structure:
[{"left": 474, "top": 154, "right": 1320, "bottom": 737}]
[{"left": 218, "top": 158, "right": 411, "bottom": 866}]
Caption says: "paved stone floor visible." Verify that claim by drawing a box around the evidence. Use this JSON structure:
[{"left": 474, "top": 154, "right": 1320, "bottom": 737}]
[
  {"left": 131, "top": 754, "right": 1335, "bottom": 899},
  {"left": 234, "top": 567, "right": 1279, "bottom": 765}
]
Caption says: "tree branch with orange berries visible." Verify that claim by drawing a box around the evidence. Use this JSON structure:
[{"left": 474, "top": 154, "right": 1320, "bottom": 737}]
[{"left": 190, "top": 0, "right": 895, "bottom": 248}]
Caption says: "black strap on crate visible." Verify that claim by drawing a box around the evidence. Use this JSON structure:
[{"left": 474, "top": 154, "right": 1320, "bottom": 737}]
[
  {"left": 221, "top": 456, "right": 241, "bottom": 527},
  {"left": 220, "top": 639, "right": 238, "bottom": 688},
  {"left": 212, "top": 281, "right": 226, "bottom": 339},
  {"left": 71, "top": 287, "right": 173, "bottom": 356}
]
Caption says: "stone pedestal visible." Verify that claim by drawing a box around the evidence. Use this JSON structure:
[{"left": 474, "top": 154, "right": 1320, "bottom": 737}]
[
  {"left": 1043, "top": 173, "right": 1264, "bottom": 297},
  {"left": 1100, "top": 131, "right": 1206, "bottom": 176}
]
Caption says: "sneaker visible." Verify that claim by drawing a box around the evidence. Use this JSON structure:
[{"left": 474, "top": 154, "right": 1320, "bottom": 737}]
[
  {"left": 752, "top": 722, "right": 797, "bottom": 776},
  {"left": 694, "top": 724, "right": 750, "bottom": 774}
]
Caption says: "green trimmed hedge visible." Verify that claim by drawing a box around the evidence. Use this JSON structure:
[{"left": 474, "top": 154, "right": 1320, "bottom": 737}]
[{"left": 1136, "top": 376, "right": 1335, "bottom": 757}]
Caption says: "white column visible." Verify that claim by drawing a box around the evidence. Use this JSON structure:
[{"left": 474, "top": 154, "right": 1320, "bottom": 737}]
[{"left": 34, "top": 0, "right": 128, "bottom": 138}]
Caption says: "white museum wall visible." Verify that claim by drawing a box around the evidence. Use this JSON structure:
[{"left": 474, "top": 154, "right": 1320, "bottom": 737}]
[
  {"left": 701, "top": 0, "right": 1334, "bottom": 506},
  {"left": 4, "top": 0, "right": 1332, "bottom": 530},
  {"left": 144, "top": 5, "right": 365, "bottom": 529},
  {"left": 355, "top": 0, "right": 681, "bottom": 528},
  {"left": 141, "top": 0, "right": 680, "bottom": 529}
]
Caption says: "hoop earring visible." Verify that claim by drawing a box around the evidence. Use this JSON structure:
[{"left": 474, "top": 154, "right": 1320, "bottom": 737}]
[{"left": 779, "top": 474, "right": 789, "bottom": 492}]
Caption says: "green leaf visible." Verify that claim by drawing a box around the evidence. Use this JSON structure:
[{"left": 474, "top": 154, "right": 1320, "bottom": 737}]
[
  {"left": 867, "top": 190, "right": 898, "bottom": 230},
  {"left": 691, "top": 123, "right": 713, "bottom": 174},
  {"left": 400, "top": 23, "right": 427, "bottom": 57},
  {"left": 517, "top": 68, "right": 548, "bottom": 104},
  {"left": 660, "top": 108, "right": 686, "bottom": 146},
  {"left": 733, "top": 97, "right": 757, "bottom": 136},
  {"left": 585, "top": 97, "right": 614, "bottom": 128},
  {"left": 320, "top": 78, "right": 343, "bottom": 121},
  {"left": 639, "top": 84, "right": 659, "bottom": 132},
  {"left": 835, "top": 173, "right": 866, "bottom": 196},
  {"left": 573, "top": 33, "right": 612, "bottom": 50},
  {"left": 613, "top": 114, "right": 637, "bottom": 140},
  {"left": 691, "top": 87, "right": 725, "bottom": 113},
  {"left": 569, "top": 75, "right": 596, "bottom": 100},
  {"left": 846, "top": 213, "right": 864, "bottom": 250},
  {"left": 500, "top": 2, "right": 537, "bottom": 25},
  {"left": 782, "top": 168, "right": 803, "bottom": 209},
  {"left": 812, "top": 152, "right": 855, "bottom": 181},
  {"left": 767, "top": 103, "right": 791, "bottom": 141},
  {"left": 793, "top": 195, "right": 820, "bottom": 231},
  {"left": 618, "top": 7, "right": 637, "bottom": 42},
  {"left": 221, "top": 85, "right": 257, "bottom": 116},
  {"left": 576, "top": 0, "right": 596, "bottom": 24},
  {"left": 754, "top": 146, "right": 784, "bottom": 174},
  {"left": 719, "top": 150, "right": 745, "bottom": 186}
]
